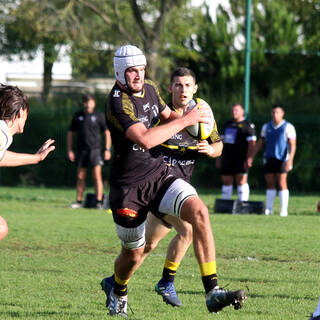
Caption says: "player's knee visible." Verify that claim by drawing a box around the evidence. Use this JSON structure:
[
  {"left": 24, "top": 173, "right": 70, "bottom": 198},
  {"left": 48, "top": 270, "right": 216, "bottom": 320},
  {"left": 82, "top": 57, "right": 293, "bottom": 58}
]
[
  {"left": 0, "top": 217, "right": 8, "bottom": 242},
  {"left": 144, "top": 240, "right": 158, "bottom": 254},
  {"left": 182, "top": 199, "right": 209, "bottom": 227},
  {"left": 122, "top": 246, "right": 144, "bottom": 267}
]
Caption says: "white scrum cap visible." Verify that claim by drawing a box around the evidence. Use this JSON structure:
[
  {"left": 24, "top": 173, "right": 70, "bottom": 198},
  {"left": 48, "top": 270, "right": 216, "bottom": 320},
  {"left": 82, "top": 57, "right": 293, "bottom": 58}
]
[{"left": 114, "top": 45, "right": 147, "bottom": 86}]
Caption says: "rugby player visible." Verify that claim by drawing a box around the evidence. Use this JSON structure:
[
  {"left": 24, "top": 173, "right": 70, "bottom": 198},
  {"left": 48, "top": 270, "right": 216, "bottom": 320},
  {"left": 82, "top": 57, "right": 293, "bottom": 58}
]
[{"left": 100, "top": 45, "right": 247, "bottom": 317}]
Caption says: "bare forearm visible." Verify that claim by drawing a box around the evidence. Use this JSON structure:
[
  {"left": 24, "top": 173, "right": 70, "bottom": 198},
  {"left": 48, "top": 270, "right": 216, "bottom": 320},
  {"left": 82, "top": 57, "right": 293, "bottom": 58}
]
[
  {"left": 0, "top": 151, "right": 40, "bottom": 167},
  {"left": 67, "top": 131, "right": 73, "bottom": 152},
  {"left": 127, "top": 117, "right": 190, "bottom": 150}
]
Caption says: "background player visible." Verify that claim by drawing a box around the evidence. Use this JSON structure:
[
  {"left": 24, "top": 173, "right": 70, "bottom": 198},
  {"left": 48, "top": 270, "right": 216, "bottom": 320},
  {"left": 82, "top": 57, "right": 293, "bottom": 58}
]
[
  {"left": 248, "top": 104, "right": 296, "bottom": 216},
  {"left": 0, "top": 83, "right": 55, "bottom": 242},
  {"left": 100, "top": 45, "right": 246, "bottom": 317},
  {"left": 143, "top": 67, "right": 223, "bottom": 307},
  {"left": 67, "top": 94, "right": 111, "bottom": 209},
  {"left": 216, "top": 103, "right": 256, "bottom": 201}
]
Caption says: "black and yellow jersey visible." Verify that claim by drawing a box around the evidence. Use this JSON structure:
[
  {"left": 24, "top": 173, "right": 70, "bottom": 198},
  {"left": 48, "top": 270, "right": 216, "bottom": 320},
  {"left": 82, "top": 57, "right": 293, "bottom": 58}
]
[
  {"left": 106, "top": 80, "right": 167, "bottom": 186},
  {"left": 161, "top": 103, "right": 221, "bottom": 183}
]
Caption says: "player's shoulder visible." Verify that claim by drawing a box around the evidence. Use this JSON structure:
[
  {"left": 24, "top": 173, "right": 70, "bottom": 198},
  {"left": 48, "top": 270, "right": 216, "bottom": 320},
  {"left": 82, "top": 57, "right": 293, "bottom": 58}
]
[
  {"left": 243, "top": 119, "right": 256, "bottom": 129},
  {"left": 0, "top": 123, "right": 11, "bottom": 152}
]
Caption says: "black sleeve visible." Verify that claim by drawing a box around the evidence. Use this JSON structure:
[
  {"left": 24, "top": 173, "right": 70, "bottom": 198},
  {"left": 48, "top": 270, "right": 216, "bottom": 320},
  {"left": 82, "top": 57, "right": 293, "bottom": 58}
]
[
  {"left": 98, "top": 112, "right": 108, "bottom": 132},
  {"left": 69, "top": 113, "right": 78, "bottom": 131}
]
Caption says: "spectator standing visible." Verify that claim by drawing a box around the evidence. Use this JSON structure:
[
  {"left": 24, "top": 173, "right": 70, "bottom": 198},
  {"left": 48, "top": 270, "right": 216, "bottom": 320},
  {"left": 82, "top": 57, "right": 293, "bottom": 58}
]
[
  {"left": 248, "top": 104, "right": 296, "bottom": 216},
  {"left": 216, "top": 104, "right": 256, "bottom": 201},
  {"left": 67, "top": 94, "right": 111, "bottom": 209}
]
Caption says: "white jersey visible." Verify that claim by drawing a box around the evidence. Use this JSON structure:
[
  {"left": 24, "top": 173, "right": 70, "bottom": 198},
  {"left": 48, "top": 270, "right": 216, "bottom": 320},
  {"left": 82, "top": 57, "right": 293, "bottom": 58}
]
[{"left": 0, "top": 120, "right": 13, "bottom": 160}]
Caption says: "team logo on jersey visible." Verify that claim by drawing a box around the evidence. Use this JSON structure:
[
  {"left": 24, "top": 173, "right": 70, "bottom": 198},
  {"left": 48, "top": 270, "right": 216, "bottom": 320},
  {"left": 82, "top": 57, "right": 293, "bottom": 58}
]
[
  {"left": 78, "top": 116, "right": 84, "bottom": 121},
  {"left": 171, "top": 133, "right": 182, "bottom": 140},
  {"left": 113, "top": 90, "right": 120, "bottom": 97},
  {"left": 151, "top": 104, "right": 159, "bottom": 117},
  {"left": 91, "top": 116, "right": 96, "bottom": 122},
  {"left": 138, "top": 116, "right": 148, "bottom": 124},
  {"left": 143, "top": 103, "right": 150, "bottom": 112},
  {"left": 117, "top": 208, "right": 138, "bottom": 218}
]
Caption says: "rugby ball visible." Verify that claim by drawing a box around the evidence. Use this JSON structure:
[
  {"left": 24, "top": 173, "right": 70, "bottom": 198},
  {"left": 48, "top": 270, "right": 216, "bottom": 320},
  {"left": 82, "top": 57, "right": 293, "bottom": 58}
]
[{"left": 185, "top": 98, "right": 215, "bottom": 140}]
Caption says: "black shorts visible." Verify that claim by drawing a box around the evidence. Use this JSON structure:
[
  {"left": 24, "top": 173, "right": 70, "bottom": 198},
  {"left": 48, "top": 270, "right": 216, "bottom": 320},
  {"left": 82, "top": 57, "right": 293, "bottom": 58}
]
[
  {"left": 263, "top": 158, "right": 287, "bottom": 174},
  {"left": 76, "top": 149, "right": 104, "bottom": 168},
  {"left": 221, "top": 157, "right": 247, "bottom": 175},
  {"left": 109, "top": 168, "right": 176, "bottom": 229}
]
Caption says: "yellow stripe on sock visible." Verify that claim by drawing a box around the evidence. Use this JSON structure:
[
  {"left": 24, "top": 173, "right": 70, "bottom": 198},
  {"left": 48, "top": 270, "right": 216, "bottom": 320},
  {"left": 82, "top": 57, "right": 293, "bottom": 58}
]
[
  {"left": 115, "top": 274, "right": 129, "bottom": 286},
  {"left": 164, "top": 259, "right": 180, "bottom": 271},
  {"left": 199, "top": 261, "right": 217, "bottom": 277}
]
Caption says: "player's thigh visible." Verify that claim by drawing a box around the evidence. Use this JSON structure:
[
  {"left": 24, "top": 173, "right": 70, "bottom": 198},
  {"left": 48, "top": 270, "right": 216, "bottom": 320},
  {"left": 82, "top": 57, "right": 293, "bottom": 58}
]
[
  {"left": 109, "top": 185, "right": 148, "bottom": 249},
  {"left": 145, "top": 213, "right": 171, "bottom": 249},
  {"left": 89, "top": 149, "right": 104, "bottom": 167},
  {"left": 158, "top": 178, "right": 198, "bottom": 217}
]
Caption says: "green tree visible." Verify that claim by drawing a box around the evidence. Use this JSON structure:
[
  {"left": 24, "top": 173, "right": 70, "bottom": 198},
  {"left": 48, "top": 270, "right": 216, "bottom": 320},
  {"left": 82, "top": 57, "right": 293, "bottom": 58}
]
[{"left": 0, "top": 0, "right": 86, "bottom": 100}]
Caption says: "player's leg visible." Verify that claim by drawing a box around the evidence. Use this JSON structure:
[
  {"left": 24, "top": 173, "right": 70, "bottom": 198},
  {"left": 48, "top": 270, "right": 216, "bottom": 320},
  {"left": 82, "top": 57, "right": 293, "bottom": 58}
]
[
  {"left": 221, "top": 175, "right": 234, "bottom": 199},
  {"left": 235, "top": 160, "right": 250, "bottom": 201},
  {"left": 264, "top": 159, "right": 278, "bottom": 215},
  {"left": 158, "top": 178, "right": 247, "bottom": 313},
  {"left": 0, "top": 216, "right": 8, "bottom": 242},
  {"left": 236, "top": 174, "right": 249, "bottom": 201},
  {"left": 90, "top": 149, "right": 105, "bottom": 208},
  {"left": 277, "top": 171, "right": 289, "bottom": 216},
  {"left": 264, "top": 173, "right": 277, "bottom": 215},
  {"left": 310, "top": 297, "right": 320, "bottom": 320},
  {"left": 92, "top": 165, "right": 104, "bottom": 204},
  {"left": 71, "top": 167, "right": 86, "bottom": 208},
  {"left": 154, "top": 214, "right": 193, "bottom": 307},
  {"left": 144, "top": 212, "right": 171, "bottom": 254},
  {"left": 101, "top": 182, "right": 150, "bottom": 316}
]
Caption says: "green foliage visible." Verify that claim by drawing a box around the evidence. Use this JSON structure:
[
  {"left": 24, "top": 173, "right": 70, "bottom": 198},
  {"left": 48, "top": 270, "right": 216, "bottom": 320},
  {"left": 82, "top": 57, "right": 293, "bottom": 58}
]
[{"left": 0, "top": 187, "right": 319, "bottom": 319}]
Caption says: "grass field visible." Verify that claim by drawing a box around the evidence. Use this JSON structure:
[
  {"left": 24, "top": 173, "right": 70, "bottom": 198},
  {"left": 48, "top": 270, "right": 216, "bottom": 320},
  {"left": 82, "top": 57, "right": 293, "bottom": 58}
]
[{"left": 0, "top": 186, "right": 319, "bottom": 319}]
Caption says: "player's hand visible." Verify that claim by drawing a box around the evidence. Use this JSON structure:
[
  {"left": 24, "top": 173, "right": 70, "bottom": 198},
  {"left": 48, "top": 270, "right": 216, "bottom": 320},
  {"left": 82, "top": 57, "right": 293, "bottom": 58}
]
[
  {"left": 197, "top": 140, "right": 213, "bottom": 155},
  {"left": 285, "top": 161, "right": 293, "bottom": 172},
  {"left": 104, "top": 150, "right": 112, "bottom": 161},
  {"left": 245, "top": 157, "right": 253, "bottom": 169},
  {"left": 36, "top": 139, "right": 55, "bottom": 162},
  {"left": 68, "top": 150, "right": 75, "bottom": 162},
  {"left": 183, "top": 101, "right": 210, "bottom": 126}
]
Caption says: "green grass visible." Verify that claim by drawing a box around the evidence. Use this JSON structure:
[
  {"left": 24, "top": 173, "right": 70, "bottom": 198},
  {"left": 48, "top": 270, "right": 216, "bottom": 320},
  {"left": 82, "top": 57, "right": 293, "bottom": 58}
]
[{"left": 0, "top": 186, "right": 319, "bottom": 319}]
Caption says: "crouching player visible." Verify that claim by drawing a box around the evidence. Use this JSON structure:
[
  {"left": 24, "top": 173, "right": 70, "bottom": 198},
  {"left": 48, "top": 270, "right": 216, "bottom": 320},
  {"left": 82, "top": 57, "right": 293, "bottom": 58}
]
[{"left": 0, "top": 84, "right": 55, "bottom": 242}]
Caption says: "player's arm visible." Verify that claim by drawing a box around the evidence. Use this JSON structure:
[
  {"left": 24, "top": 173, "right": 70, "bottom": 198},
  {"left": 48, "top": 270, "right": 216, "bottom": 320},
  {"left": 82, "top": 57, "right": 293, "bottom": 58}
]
[
  {"left": 247, "top": 137, "right": 264, "bottom": 168},
  {"left": 285, "top": 137, "right": 296, "bottom": 171},
  {"left": 104, "top": 129, "right": 112, "bottom": 160},
  {"left": 126, "top": 105, "right": 205, "bottom": 150},
  {"left": 67, "top": 130, "right": 75, "bottom": 162},
  {"left": 0, "top": 139, "right": 55, "bottom": 167},
  {"left": 244, "top": 139, "right": 256, "bottom": 169}
]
